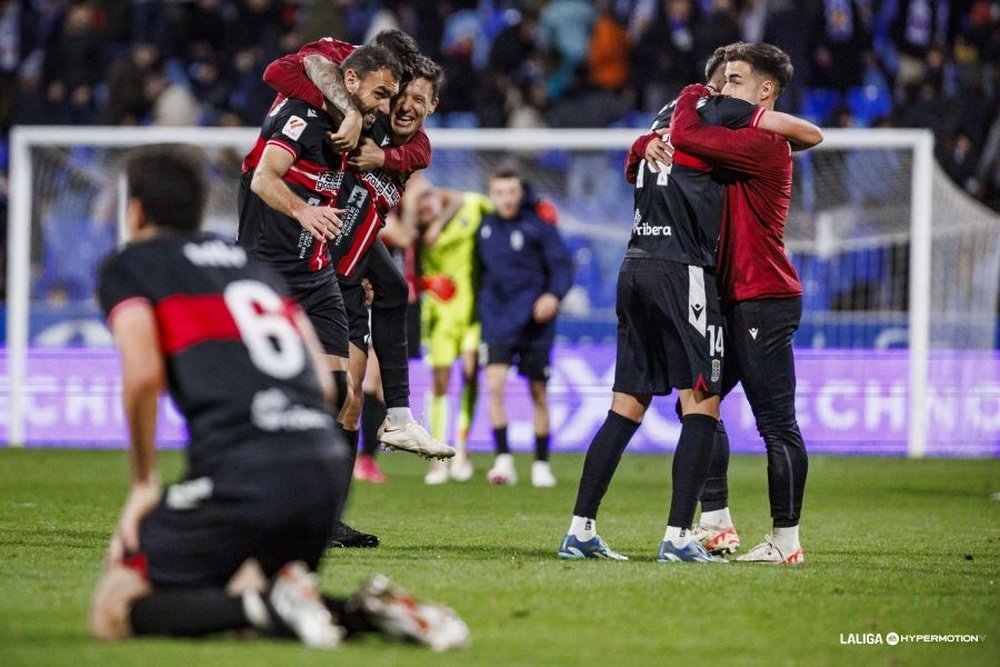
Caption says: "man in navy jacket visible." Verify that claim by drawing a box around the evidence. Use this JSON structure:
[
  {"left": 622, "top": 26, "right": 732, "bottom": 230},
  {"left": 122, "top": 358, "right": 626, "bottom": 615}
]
[{"left": 476, "top": 164, "right": 573, "bottom": 488}]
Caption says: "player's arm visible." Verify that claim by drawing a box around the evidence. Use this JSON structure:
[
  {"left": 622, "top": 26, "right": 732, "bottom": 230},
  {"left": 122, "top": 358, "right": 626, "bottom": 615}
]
[
  {"left": 670, "top": 84, "right": 783, "bottom": 176},
  {"left": 422, "top": 190, "right": 464, "bottom": 248},
  {"left": 262, "top": 48, "right": 363, "bottom": 151},
  {"left": 534, "top": 218, "right": 573, "bottom": 323},
  {"left": 250, "top": 144, "right": 343, "bottom": 241},
  {"left": 380, "top": 208, "right": 417, "bottom": 248},
  {"left": 625, "top": 132, "right": 656, "bottom": 184},
  {"left": 757, "top": 111, "right": 823, "bottom": 151},
  {"left": 108, "top": 300, "right": 165, "bottom": 558}
]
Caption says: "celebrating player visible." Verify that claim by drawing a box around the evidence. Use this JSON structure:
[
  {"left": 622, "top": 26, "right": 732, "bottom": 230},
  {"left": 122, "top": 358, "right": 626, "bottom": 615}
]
[
  {"left": 89, "top": 145, "right": 469, "bottom": 651},
  {"left": 412, "top": 176, "right": 494, "bottom": 484}
]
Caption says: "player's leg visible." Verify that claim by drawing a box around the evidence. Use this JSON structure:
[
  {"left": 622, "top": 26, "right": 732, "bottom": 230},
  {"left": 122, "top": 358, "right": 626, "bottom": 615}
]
[
  {"left": 692, "top": 334, "right": 742, "bottom": 555},
  {"left": 522, "top": 344, "right": 556, "bottom": 488},
  {"left": 450, "top": 330, "right": 480, "bottom": 481},
  {"left": 484, "top": 345, "right": 516, "bottom": 484},
  {"left": 365, "top": 241, "right": 452, "bottom": 459},
  {"left": 655, "top": 265, "right": 727, "bottom": 564},
  {"left": 357, "top": 352, "right": 388, "bottom": 483},
  {"left": 561, "top": 265, "right": 653, "bottom": 560},
  {"left": 423, "top": 300, "right": 460, "bottom": 484},
  {"left": 731, "top": 298, "right": 807, "bottom": 564}
]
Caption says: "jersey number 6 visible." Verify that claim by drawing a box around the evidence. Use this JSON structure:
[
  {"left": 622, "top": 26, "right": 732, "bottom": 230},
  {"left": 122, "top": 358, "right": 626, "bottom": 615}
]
[{"left": 224, "top": 280, "right": 306, "bottom": 379}]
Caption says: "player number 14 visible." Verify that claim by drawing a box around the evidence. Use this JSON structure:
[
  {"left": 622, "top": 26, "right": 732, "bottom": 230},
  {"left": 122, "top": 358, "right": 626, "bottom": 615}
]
[{"left": 707, "top": 324, "right": 725, "bottom": 356}]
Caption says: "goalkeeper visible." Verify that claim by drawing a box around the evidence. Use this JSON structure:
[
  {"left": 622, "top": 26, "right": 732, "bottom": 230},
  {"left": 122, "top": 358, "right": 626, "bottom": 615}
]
[{"left": 411, "top": 175, "right": 494, "bottom": 485}]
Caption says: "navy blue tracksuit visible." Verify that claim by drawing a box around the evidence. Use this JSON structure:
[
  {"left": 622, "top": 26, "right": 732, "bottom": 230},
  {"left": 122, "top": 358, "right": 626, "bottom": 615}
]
[{"left": 476, "top": 202, "right": 573, "bottom": 349}]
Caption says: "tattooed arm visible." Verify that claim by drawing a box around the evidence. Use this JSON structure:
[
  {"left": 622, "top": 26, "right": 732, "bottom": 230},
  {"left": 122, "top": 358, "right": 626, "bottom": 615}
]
[{"left": 303, "top": 54, "right": 363, "bottom": 152}]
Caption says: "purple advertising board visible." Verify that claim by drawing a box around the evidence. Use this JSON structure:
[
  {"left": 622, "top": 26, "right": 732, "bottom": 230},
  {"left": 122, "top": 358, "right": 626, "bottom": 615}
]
[{"left": 1, "top": 347, "right": 998, "bottom": 456}]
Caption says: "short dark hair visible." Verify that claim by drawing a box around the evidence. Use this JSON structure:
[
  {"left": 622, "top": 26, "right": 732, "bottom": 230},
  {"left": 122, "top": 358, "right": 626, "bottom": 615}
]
[
  {"left": 704, "top": 44, "right": 734, "bottom": 82},
  {"left": 342, "top": 44, "right": 403, "bottom": 83},
  {"left": 372, "top": 29, "right": 421, "bottom": 66},
  {"left": 409, "top": 54, "right": 444, "bottom": 98},
  {"left": 124, "top": 144, "right": 207, "bottom": 233},
  {"left": 725, "top": 42, "right": 794, "bottom": 94},
  {"left": 489, "top": 160, "right": 522, "bottom": 182}
]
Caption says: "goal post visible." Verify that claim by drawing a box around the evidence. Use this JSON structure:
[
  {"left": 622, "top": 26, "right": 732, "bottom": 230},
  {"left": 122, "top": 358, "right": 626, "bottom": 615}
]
[{"left": 7, "top": 124, "right": 993, "bottom": 456}]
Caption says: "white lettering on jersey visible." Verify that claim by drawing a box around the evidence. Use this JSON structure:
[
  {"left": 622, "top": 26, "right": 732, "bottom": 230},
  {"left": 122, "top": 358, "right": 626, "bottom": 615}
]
[
  {"left": 184, "top": 240, "right": 247, "bottom": 268},
  {"left": 251, "top": 388, "right": 333, "bottom": 432},
  {"left": 281, "top": 115, "right": 307, "bottom": 141}
]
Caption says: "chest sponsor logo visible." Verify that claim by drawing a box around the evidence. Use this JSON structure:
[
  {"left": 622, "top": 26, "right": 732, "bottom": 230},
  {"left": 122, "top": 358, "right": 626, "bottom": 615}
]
[
  {"left": 633, "top": 216, "right": 673, "bottom": 237},
  {"left": 332, "top": 185, "right": 368, "bottom": 247},
  {"left": 252, "top": 388, "right": 333, "bottom": 432},
  {"left": 359, "top": 170, "right": 402, "bottom": 210},
  {"left": 315, "top": 170, "right": 343, "bottom": 193},
  {"left": 281, "top": 115, "right": 307, "bottom": 141}
]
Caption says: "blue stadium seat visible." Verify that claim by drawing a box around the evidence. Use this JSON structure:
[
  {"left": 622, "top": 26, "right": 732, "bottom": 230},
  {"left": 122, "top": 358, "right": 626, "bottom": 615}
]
[{"left": 801, "top": 88, "right": 841, "bottom": 124}]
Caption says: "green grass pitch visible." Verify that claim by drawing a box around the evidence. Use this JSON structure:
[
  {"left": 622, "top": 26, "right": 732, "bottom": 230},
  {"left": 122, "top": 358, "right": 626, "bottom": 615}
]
[{"left": 1, "top": 449, "right": 998, "bottom": 666}]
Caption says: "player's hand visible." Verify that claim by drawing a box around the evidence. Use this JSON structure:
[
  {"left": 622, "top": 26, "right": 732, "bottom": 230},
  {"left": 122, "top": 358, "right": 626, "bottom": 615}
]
[
  {"left": 110, "top": 479, "right": 161, "bottom": 562},
  {"left": 532, "top": 292, "right": 560, "bottom": 323},
  {"left": 645, "top": 132, "right": 674, "bottom": 173},
  {"left": 421, "top": 275, "right": 457, "bottom": 302},
  {"left": 347, "top": 138, "right": 386, "bottom": 171},
  {"left": 295, "top": 206, "right": 344, "bottom": 242},
  {"left": 362, "top": 278, "right": 374, "bottom": 306},
  {"left": 327, "top": 108, "right": 363, "bottom": 152}
]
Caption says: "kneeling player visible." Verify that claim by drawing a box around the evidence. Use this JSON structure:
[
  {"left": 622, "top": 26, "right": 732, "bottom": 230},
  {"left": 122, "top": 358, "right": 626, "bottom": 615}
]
[{"left": 89, "top": 145, "right": 468, "bottom": 651}]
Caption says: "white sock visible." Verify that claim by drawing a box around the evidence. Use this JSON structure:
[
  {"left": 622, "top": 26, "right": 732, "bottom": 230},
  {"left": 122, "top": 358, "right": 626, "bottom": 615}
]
[
  {"left": 568, "top": 516, "right": 596, "bottom": 541},
  {"left": 772, "top": 525, "right": 800, "bottom": 554},
  {"left": 242, "top": 590, "right": 271, "bottom": 630},
  {"left": 664, "top": 525, "right": 691, "bottom": 547},
  {"left": 699, "top": 508, "right": 733, "bottom": 530},
  {"left": 386, "top": 406, "right": 414, "bottom": 426}
]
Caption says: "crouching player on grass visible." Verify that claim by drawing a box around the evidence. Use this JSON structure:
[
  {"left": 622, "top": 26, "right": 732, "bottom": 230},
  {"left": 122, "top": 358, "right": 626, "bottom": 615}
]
[{"left": 89, "top": 145, "right": 468, "bottom": 651}]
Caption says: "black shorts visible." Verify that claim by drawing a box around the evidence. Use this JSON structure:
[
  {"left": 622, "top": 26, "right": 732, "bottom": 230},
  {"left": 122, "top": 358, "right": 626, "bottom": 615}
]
[
  {"left": 612, "top": 258, "right": 724, "bottom": 396},
  {"left": 138, "top": 456, "right": 343, "bottom": 587},
  {"left": 339, "top": 276, "right": 371, "bottom": 352},
  {"left": 290, "top": 278, "right": 348, "bottom": 358},
  {"left": 484, "top": 341, "right": 552, "bottom": 382}
]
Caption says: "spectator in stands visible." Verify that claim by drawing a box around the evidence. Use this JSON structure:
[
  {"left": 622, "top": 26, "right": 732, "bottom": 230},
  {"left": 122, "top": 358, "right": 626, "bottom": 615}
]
[
  {"left": 632, "top": 0, "right": 698, "bottom": 113},
  {"left": 538, "top": 0, "right": 596, "bottom": 102},
  {"left": 42, "top": 0, "right": 105, "bottom": 125},
  {"left": 809, "top": 0, "right": 872, "bottom": 94}
]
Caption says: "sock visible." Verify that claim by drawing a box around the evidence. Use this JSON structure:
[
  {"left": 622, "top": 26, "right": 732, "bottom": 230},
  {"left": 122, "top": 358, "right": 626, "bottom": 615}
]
[
  {"left": 344, "top": 429, "right": 360, "bottom": 459},
  {"left": 493, "top": 426, "right": 509, "bottom": 455},
  {"left": 323, "top": 595, "right": 377, "bottom": 636},
  {"left": 701, "top": 419, "right": 730, "bottom": 512},
  {"left": 360, "top": 393, "right": 386, "bottom": 457},
  {"left": 664, "top": 525, "right": 691, "bottom": 547},
  {"left": 457, "top": 376, "right": 478, "bottom": 446},
  {"left": 130, "top": 589, "right": 250, "bottom": 637},
  {"left": 332, "top": 370, "right": 348, "bottom": 413},
  {"left": 699, "top": 508, "right": 733, "bottom": 530},
  {"left": 572, "top": 410, "right": 641, "bottom": 518},
  {"left": 386, "top": 406, "right": 413, "bottom": 426},
  {"left": 666, "top": 413, "right": 719, "bottom": 530},
  {"left": 429, "top": 394, "right": 448, "bottom": 442},
  {"left": 772, "top": 525, "right": 800, "bottom": 553},
  {"left": 568, "top": 515, "right": 596, "bottom": 541},
  {"left": 534, "top": 433, "right": 550, "bottom": 462},
  {"left": 335, "top": 424, "right": 358, "bottom": 509}
]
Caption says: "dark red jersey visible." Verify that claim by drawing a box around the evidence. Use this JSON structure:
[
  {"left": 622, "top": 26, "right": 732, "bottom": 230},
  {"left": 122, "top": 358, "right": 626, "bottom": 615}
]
[
  {"left": 238, "top": 97, "right": 344, "bottom": 287},
  {"left": 98, "top": 234, "right": 335, "bottom": 476},
  {"left": 262, "top": 38, "right": 432, "bottom": 174},
  {"left": 625, "top": 95, "right": 759, "bottom": 268},
  {"left": 329, "top": 116, "right": 408, "bottom": 277},
  {"left": 670, "top": 84, "right": 802, "bottom": 302}
]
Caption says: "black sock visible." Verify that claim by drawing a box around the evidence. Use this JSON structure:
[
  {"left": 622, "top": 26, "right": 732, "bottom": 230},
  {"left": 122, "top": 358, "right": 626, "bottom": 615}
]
[
  {"left": 334, "top": 423, "right": 358, "bottom": 512},
  {"left": 700, "top": 419, "right": 730, "bottom": 512},
  {"left": 344, "top": 429, "right": 360, "bottom": 462},
  {"left": 573, "top": 411, "right": 640, "bottom": 518},
  {"left": 493, "top": 426, "right": 509, "bottom": 455},
  {"left": 130, "top": 589, "right": 249, "bottom": 637},
  {"left": 361, "top": 393, "right": 386, "bottom": 457},
  {"left": 667, "top": 414, "right": 719, "bottom": 529},
  {"left": 323, "top": 595, "right": 377, "bottom": 636},
  {"left": 534, "top": 433, "right": 550, "bottom": 461},
  {"left": 332, "top": 370, "right": 348, "bottom": 413}
]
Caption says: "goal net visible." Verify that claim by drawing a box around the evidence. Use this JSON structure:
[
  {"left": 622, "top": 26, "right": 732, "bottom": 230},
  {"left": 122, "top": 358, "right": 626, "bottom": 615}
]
[{"left": 5, "top": 126, "right": 999, "bottom": 456}]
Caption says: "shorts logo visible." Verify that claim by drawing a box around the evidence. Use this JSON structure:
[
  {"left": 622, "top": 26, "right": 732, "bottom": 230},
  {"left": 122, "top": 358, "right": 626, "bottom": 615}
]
[
  {"left": 711, "top": 359, "right": 721, "bottom": 383},
  {"left": 281, "top": 115, "right": 307, "bottom": 141},
  {"left": 749, "top": 327, "right": 759, "bottom": 340}
]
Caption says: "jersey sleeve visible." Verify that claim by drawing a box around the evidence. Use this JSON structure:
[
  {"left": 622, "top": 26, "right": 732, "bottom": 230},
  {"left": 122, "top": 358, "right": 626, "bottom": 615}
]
[
  {"left": 97, "top": 251, "right": 150, "bottom": 323},
  {"left": 670, "top": 84, "right": 787, "bottom": 177},
  {"left": 263, "top": 100, "right": 328, "bottom": 160},
  {"left": 382, "top": 127, "right": 432, "bottom": 174},
  {"left": 697, "top": 96, "right": 762, "bottom": 130},
  {"left": 262, "top": 39, "right": 356, "bottom": 111}
]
